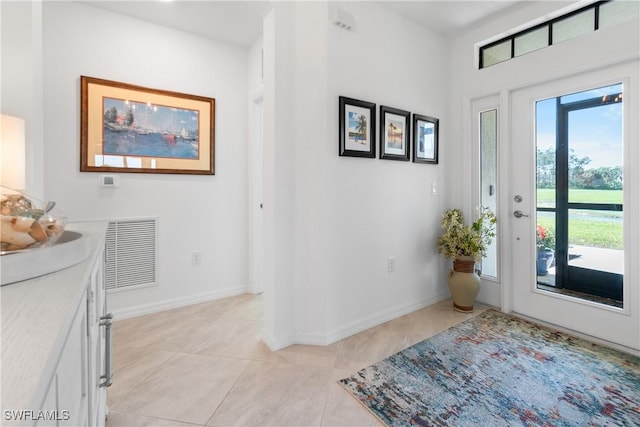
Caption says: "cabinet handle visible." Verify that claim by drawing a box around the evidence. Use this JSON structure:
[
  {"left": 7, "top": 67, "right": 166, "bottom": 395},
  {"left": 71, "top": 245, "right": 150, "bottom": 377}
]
[{"left": 99, "top": 313, "right": 113, "bottom": 388}]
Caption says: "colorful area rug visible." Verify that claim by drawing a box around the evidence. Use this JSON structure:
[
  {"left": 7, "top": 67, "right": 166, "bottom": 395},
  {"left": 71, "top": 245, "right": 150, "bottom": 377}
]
[{"left": 340, "top": 310, "right": 640, "bottom": 426}]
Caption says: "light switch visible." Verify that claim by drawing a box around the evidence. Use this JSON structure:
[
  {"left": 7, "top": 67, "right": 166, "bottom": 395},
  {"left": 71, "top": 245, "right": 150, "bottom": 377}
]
[{"left": 431, "top": 182, "right": 437, "bottom": 196}]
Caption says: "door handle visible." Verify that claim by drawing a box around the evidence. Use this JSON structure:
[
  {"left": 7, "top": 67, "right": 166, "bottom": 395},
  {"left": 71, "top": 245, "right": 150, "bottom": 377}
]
[
  {"left": 513, "top": 210, "right": 529, "bottom": 218},
  {"left": 100, "top": 313, "right": 113, "bottom": 388}
]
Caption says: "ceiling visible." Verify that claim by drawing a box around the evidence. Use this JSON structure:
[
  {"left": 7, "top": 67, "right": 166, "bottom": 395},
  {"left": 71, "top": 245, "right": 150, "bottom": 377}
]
[
  {"left": 380, "top": 1, "right": 529, "bottom": 37},
  {"left": 81, "top": 1, "right": 531, "bottom": 47}
]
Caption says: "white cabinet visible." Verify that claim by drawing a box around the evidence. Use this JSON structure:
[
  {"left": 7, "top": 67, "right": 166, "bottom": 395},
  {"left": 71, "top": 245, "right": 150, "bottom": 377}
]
[
  {"left": 36, "top": 245, "right": 110, "bottom": 427},
  {"left": 1, "top": 222, "right": 110, "bottom": 427},
  {"left": 39, "top": 293, "right": 89, "bottom": 427},
  {"left": 87, "top": 251, "right": 110, "bottom": 427}
]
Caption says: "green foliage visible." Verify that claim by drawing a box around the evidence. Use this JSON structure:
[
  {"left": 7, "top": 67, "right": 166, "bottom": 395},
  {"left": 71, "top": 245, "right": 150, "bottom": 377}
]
[
  {"left": 573, "top": 166, "right": 623, "bottom": 190},
  {"left": 437, "top": 207, "right": 497, "bottom": 262},
  {"left": 356, "top": 115, "right": 367, "bottom": 140},
  {"left": 536, "top": 148, "right": 623, "bottom": 190},
  {"left": 536, "top": 224, "right": 555, "bottom": 250},
  {"left": 536, "top": 215, "right": 622, "bottom": 250},
  {"left": 537, "top": 188, "right": 623, "bottom": 205}
]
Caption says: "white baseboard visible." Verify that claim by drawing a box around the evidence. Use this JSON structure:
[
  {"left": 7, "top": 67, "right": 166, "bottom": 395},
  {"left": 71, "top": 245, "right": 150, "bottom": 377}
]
[
  {"left": 109, "top": 285, "right": 249, "bottom": 320},
  {"left": 320, "top": 292, "right": 450, "bottom": 346},
  {"left": 262, "top": 293, "right": 450, "bottom": 351},
  {"left": 261, "top": 330, "right": 297, "bottom": 352},
  {"left": 264, "top": 292, "right": 448, "bottom": 350},
  {"left": 111, "top": 290, "right": 451, "bottom": 352}
]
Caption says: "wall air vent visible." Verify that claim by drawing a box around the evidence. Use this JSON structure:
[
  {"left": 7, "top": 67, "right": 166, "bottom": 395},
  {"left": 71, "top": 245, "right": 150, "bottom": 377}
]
[{"left": 105, "top": 218, "right": 157, "bottom": 291}]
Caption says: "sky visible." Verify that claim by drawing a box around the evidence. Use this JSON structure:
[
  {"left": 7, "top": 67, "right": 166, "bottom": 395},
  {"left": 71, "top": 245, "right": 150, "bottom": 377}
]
[
  {"left": 535, "top": 84, "right": 623, "bottom": 169},
  {"left": 103, "top": 97, "right": 199, "bottom": 134}
]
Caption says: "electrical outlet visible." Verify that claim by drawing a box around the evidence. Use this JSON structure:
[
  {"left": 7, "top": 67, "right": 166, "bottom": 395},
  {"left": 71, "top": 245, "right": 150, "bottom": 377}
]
[
  {"left": 387, "top": 257, "right": 396, "bottom": 273},
  {"left": 192, "top": 252, "right": 201, "bottom": 265}
]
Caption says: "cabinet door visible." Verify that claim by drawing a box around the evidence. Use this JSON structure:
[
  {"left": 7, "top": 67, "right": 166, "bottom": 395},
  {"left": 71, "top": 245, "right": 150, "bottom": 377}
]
[
  {"left": 34, "top": 378, "right": 58, "bottom": 427},
  {"left": 87, "top": 248, "right": 108, "bottom": 427},
  {"left": 57, "top": 293, "right": 89, "bottom": 427}
]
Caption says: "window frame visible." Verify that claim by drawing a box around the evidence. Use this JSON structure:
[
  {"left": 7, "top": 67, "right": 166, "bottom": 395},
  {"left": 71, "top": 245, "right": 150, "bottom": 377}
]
[{"left": 479, "top": 0, "right": 609, "bottom": 69}]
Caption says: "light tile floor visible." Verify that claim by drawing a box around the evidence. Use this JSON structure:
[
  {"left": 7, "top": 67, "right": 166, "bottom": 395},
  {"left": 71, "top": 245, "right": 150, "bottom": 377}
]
[{"left": 106, "top": 294, "right": 487, "bottom": 427}]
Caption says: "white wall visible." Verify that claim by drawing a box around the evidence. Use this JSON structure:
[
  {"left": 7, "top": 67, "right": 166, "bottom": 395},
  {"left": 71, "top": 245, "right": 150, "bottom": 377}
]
[
  {"left": 324, "top": 2, "right": 452, "bottom": 340},
  {"left": 262, "top": 1, "right": 452, "bottom": 348},
  {"left": 42, "top": 2, "right": 250, "bottom": 316},
  {"left": 1, "top": 1, "right": 44, "bottom": 199}
]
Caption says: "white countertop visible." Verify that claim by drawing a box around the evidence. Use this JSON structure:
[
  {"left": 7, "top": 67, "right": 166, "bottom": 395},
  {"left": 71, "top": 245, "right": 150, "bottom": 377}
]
[{"left": 1, "top": 221, "right": 108, "bottom": 413}]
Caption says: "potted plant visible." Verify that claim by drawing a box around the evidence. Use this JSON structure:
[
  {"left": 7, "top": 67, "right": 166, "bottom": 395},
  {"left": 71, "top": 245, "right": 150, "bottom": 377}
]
[
  {"left": 536, "top": 224, "right": 555, "bottom": 276},
  {"left": 437, "top": 207, "right": 497, "bottom": 312}
]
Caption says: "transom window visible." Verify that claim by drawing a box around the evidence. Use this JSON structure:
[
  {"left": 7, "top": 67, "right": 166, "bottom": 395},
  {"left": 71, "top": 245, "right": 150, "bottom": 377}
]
[{"left": 479, "top": 0, "right": 640, "bottom": 69}]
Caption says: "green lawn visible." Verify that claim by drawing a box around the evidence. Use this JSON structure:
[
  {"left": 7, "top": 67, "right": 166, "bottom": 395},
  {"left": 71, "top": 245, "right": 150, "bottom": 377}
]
[
  {"left": 536, "top": 189, "right": 623, "bottom": 250},
  {"left": 537, "top": 188, "right": 623, "bottom": 204}
]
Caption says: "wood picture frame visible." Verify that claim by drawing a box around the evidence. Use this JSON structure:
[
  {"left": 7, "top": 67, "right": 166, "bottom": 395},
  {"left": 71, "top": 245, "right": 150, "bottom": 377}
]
[
  {"left": 413, "top": 114, "right": 439, "bottom": 164},
  {"left": 80, "top": 76, "right": 215, "bottom": 175},
  {"left": 339, "top": 96, "right": 376, "bottom": 158},
  {"left": 380, "top": 105, "right": 410, "bottom": 161}
]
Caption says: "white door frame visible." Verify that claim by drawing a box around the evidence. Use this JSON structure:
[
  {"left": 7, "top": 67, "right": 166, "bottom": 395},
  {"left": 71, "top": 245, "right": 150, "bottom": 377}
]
[
  {"left": 470, "top": 95, "right": 503, "bottom": 306},
  {"left": 249, "top": 94, "right": 264, "bottom": 294}
]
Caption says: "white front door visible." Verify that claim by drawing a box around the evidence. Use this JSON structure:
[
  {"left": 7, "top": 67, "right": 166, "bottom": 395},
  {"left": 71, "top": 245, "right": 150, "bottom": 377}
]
[{"left": 509, "top": 62, "right": 639, "bottom": 352}]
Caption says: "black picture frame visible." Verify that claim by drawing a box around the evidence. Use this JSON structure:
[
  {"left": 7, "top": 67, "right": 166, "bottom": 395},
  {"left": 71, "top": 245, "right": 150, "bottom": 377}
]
[
  {"left": 339, "top": 96, "right": 376, "bottom": 158},
  {"left": 380, "top": 105, "right": 410, "bottom": 161},
  {"left": 413, "top": 114, "right": 439, "bottom": 164}
]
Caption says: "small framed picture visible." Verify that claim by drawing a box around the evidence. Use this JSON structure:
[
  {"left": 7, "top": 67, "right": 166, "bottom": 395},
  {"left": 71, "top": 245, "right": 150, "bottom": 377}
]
[
  {"left": 339, "top": 96, "right": 376, "bottom": 158},
  {"left": 413, "top": 114, "right": 438, "bottom": 164},
  {"left": 380, "top": 105, "right": 410, "bottom": 161}
]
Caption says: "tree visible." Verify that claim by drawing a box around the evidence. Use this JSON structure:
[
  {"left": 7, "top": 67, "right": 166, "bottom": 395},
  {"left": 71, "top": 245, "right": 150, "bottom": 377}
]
[
  {"left": 356, "top": 115, "right": 367, "bottom": 141},
  {"left": 575, "top": 166, "right": 623, "bottom": 190},
  {"left": 104, "top": 106, "right": 118, "bottom": 123},
  {"left": 537, "top": 147, "right": 622, "bottom": 190},
  {"left": 536, "top": 148, "right": 555, "bottom": 189},
  {"left": 125, "top": 109, "right": 134, "bottom": 127},
  {"left": 568, "top": 150, "right": 591, "bottom": 188}
]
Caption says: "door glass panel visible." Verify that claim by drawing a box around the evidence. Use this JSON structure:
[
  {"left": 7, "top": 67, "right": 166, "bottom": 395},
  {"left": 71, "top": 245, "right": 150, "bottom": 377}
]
[
  {"left": 480, "top": 109, "right": 497, "bottom": 278},
  {"left": 535, "top": 83, "right": 623, "bottom": 307},
  {"left": 536, "top": 97, "right": 557, "bottom": 286}
]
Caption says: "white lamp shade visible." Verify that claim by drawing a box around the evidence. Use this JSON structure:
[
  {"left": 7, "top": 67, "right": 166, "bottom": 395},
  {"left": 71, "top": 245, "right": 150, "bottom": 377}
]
[{"left": 1, "top": 114, "right": 26, "bottom": 191}]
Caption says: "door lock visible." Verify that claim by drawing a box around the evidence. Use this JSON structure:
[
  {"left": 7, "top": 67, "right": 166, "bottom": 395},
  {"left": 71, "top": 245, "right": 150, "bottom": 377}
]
[{"left": 513, "top": 210, "right": 529, "bottom": 218}]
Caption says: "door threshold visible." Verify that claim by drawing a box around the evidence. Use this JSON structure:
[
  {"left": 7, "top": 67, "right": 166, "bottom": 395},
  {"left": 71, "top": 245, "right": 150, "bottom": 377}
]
[{"left": 536, "top": 283, "right": 623, "bottom": 309}]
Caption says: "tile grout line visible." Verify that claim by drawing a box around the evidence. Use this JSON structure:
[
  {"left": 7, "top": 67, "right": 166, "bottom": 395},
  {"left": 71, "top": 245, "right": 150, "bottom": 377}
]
[
  {"left": 202, "top": 356, "right": 255, "bottom": 426},
  {"left": 108, "top": 348, "right": 182, "bottom": 412}
]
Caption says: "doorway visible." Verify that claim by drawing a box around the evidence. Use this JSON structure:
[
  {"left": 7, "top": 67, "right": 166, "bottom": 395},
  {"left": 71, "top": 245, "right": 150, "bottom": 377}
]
[{"left": 508, "top": 62, "right": 639, "bottom": 351}]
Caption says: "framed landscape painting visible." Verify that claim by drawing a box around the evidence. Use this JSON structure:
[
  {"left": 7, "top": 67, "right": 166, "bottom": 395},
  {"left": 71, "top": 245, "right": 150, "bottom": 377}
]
[
  {"left": 80, "top": 76, "right": 215, "bottom": 175},
  {"left": 413, "top": 114, "right": 438, "bottom": 164},
  {"left": 380, "top": 105, "right": 410, "bottom": 161},
  {"left": 339, "top": 96, "right": 376, "bottom": 158}
]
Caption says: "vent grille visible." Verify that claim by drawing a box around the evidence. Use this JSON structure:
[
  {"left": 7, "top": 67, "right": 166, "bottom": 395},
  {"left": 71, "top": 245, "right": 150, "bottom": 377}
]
[{"left": 105, "top": 218, "right": 157, "bottom": 290}]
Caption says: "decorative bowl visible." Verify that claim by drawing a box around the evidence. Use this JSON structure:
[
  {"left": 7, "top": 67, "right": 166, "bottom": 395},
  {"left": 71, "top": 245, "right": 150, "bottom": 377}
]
[{"left": 0, "top": 186, "right": 67, "bottom": 254}]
